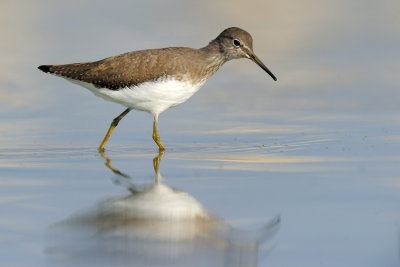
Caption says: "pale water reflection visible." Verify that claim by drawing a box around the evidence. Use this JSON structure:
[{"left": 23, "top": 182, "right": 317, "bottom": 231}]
[
  {"left": 46, "top": 152, "right": 280, "bottom": 267},
  {"left": 1, "top": 118, "right": 400, "bottom": 266}
]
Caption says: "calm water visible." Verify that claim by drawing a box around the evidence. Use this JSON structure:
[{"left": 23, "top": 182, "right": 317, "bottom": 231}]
[
  {"left": 1, "top": 0, "right": 400, "bottom": 266},
  {"left": 1, "top": 111, "right": 400, "bottom": 266}
]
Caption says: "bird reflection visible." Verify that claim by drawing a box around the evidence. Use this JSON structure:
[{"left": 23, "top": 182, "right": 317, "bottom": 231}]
[{"left": 46, "top": 151, "right": 280, "bottom": 267}]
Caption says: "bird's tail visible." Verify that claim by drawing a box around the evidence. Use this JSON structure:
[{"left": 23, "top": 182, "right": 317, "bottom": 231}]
[
  {"left": 37, "top": 62, "right": 98, "bottom": 80},
  {"left": 38, "top": 65, "right": 53, "bottom": 73}
]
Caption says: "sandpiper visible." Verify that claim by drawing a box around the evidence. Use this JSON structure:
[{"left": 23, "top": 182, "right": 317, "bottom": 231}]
[{"left": 38, "top": 27, "right": 277, "bottom": 151}]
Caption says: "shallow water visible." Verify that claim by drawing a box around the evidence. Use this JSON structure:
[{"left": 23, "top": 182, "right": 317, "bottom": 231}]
[{"left": 1, "top": 111, "right": 400, "bottom": 266}]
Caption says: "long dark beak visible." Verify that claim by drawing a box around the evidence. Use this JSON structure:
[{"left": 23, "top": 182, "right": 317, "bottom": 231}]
[{"left": 249, "top": 53, "right": 277, "bottom": 81}]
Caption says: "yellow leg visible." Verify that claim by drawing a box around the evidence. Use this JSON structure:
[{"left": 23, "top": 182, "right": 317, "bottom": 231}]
[
  {"left": 153, "top": 150, "right": 164, "bottom": 174},
  {"left": 98, "top": 150, "right": 129, "bottom": 178},
  {"left": 152, "top": 115, "right": 165, "bottom": 151},
  {"left": 98, "top": 108, "right": 131, "bottom": 152}
]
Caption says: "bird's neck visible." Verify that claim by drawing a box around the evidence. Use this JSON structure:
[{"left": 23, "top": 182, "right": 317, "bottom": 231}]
[
  {"left": 200, "top": 39, "right": 227, "bottom": 60},
  {"left": 198, "top": 40, "right": 227, "bottom": 78}
]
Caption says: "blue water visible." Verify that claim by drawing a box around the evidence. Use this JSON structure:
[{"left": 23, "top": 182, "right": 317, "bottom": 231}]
[{"left": 1, "top": 110, "right": 399, "bottom": 266}]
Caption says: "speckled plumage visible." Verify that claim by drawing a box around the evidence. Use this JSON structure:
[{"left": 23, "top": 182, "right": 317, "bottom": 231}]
[
  {"left": 38, "top": 27, "right": 277, "bottom": 151},
  {"left": 39, "top": 47, "right": 225, "bottom": 91}
]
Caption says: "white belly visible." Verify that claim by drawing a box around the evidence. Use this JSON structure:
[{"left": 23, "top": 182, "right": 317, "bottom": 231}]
[{"left": 66, "top": 78, "right": 205, "bottom": 116}]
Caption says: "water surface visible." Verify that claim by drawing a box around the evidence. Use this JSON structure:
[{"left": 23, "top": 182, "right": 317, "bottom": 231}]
[{"left": 1, "top": 111, "right": 400, "bottom": 266}]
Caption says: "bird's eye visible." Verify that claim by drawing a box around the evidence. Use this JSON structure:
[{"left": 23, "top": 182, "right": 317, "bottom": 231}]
[{"left": 233, "top": 39, "right": 241, "bottom": 47}]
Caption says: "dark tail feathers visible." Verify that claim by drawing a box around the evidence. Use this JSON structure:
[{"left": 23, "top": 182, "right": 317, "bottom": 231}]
[{"left": 38, "top": 65, "right": 53, "bottom": 73}]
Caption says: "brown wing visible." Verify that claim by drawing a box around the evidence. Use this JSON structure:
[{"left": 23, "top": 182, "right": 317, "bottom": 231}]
[{"left": 38, "top": 47, "right": 201, "bottom": 90}]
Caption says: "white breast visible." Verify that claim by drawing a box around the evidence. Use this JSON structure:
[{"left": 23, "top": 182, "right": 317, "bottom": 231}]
[{"left": 66, "top": 78, "right": 205, "bottom": 116}]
